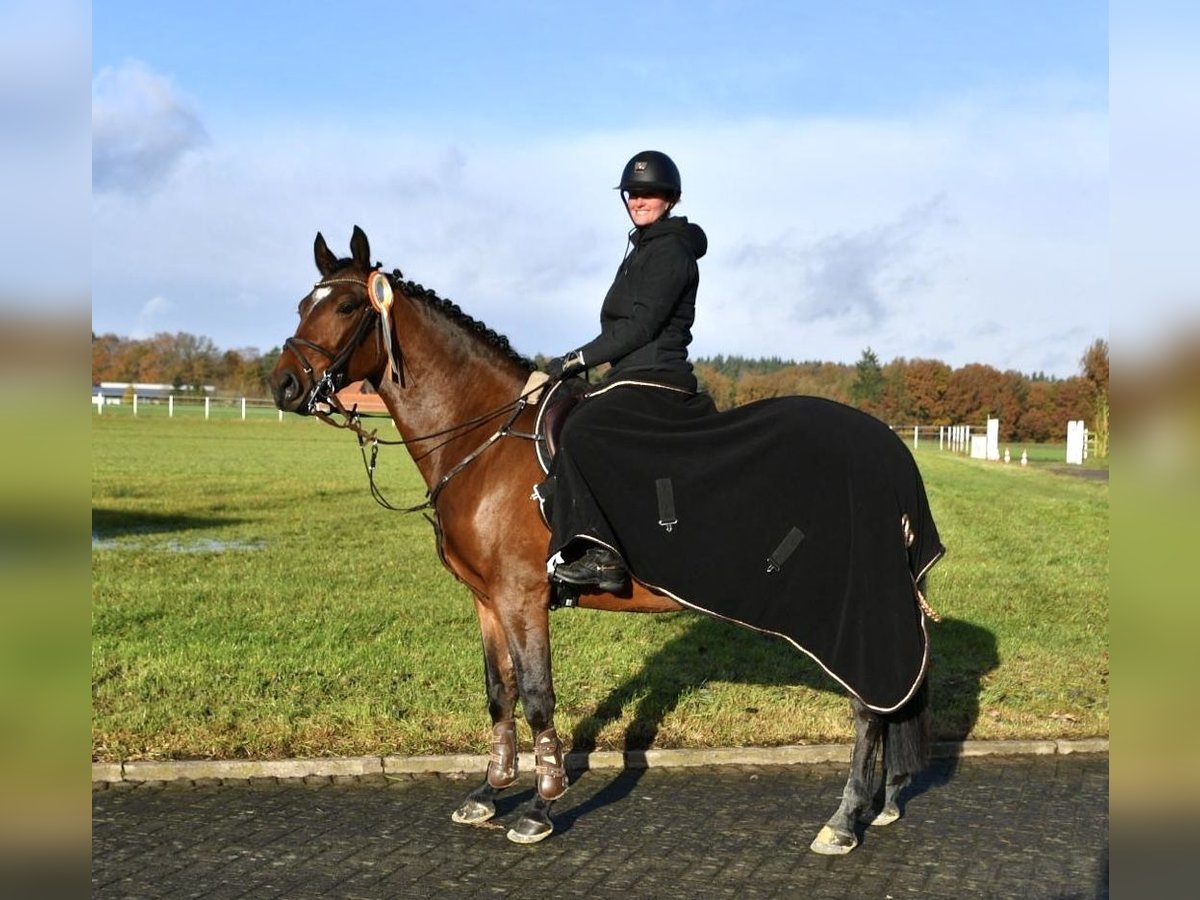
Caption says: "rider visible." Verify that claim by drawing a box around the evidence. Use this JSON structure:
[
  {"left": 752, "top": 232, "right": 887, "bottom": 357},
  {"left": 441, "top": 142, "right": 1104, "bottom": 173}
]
[{"left": 538, "top": 150, "right": 712, "bottom": 592}]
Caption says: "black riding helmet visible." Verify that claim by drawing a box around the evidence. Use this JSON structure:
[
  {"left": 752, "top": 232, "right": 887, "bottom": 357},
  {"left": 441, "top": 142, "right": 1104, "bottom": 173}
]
[{"left": 616, "top": 150, "right": 682, "bottom": 200}]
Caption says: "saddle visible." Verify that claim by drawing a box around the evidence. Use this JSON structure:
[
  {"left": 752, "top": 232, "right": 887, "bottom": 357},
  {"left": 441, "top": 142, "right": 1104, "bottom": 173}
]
[{"left": 532, "top": 375, "right": 589, "bottom": 474}]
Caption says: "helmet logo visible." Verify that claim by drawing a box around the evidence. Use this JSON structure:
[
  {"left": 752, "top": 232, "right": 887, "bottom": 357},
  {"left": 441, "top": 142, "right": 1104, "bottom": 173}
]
[{"left": 634, "top": 161, "right": 648, "bottom": 174}]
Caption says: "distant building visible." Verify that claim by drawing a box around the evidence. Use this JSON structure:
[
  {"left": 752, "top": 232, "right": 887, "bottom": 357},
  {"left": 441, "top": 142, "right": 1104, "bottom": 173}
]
[{"left": 92, "top": 382, "right": 216, "bottom": 404}]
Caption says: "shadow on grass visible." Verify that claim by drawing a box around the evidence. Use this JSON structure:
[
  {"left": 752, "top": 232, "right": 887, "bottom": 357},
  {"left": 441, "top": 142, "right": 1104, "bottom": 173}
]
[
  {"left": 561, "top": 612, "right": 998, "bottom": 827},
  {"left": 92, "top": 507, "right": 247, "bottom": 537}
]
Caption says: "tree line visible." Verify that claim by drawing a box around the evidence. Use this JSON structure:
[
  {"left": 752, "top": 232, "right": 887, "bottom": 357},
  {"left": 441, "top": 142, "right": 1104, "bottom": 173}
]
[
  {"left": 92, "top": 332, "right": 281, "bottom": 398},
  {"left": 695, "top": 339, "right": 1108, "bottom": 447},
  {"left": 92, "top": 331, "right": 1109, "bottom": 449}
]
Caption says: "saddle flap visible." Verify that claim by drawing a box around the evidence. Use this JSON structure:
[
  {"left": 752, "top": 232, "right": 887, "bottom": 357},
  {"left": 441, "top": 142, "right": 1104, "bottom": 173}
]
[{"left": 533, "top": 376, "right": 589, "bottom": 474}]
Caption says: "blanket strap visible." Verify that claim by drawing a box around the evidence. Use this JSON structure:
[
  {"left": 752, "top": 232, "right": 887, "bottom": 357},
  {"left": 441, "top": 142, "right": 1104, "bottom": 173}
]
[
  {"left": 766, "top": 526, "right": 806, "bottom": 573},
  {"left": 655, "top": 478, "right": 678, "bottom": 532}
]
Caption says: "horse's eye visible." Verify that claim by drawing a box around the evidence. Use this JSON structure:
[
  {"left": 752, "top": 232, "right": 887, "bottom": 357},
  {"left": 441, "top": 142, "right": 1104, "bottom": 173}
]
[{"left": 337, "top": 299, "right": 362, "bottom": 315}]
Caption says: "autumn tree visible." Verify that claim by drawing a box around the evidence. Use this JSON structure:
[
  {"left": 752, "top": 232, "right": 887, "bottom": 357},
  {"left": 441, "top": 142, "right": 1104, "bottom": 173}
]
[
  {"left": 694, "top": 362, "right": 736, "bottom": 410},
  {"left": 1080, "top": 338, "right": 1109, "bottom": 457},
  {"left": 903, "top": 359, "right": 952, "bottom": 424}
]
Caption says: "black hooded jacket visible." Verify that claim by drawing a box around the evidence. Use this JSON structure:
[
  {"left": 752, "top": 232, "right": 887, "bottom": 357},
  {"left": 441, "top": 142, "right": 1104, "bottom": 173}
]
[{"left": 574, "top": 215, "right": 707, "bottom": 384}]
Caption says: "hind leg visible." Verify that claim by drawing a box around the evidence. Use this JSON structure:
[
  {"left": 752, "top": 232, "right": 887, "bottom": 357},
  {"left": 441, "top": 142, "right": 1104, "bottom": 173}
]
[
  {"left": 863, "top": 772, "right": 910, "bottom": 826},
  {"left": 865, "top": 678, "right": 931, "bottom": 828},
  {"left": 811, "top": 700, "right": 881, "bottom": 855}
]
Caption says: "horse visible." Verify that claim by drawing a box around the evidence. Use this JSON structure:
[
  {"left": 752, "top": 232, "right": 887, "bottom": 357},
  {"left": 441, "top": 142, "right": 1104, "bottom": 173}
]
[{"left": 270, "top": 225, "right": 934, "bottom": 853}]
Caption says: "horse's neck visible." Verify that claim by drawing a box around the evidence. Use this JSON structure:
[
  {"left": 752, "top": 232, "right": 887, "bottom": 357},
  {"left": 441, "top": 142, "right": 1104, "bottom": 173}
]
[{"left": 373, "top": 308, "right": 524, "bottom": 488}]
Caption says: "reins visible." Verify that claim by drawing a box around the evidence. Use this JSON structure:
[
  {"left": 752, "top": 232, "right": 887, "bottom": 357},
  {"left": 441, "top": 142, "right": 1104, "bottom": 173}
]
[
  {"left": 312, "top": 385, "right": 541, "bottom": 513},
  {"left": 291, "top": 269, "right": 544, "bottom": 513}
]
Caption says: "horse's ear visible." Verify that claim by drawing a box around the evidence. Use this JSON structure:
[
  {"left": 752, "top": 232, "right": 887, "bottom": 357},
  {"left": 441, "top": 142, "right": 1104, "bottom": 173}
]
[
  {"left": 350, "top": 225, "right": 371, "bottom": 270},
  {"left": 314, "top": 232, "right": 338, "bottom": 276}
]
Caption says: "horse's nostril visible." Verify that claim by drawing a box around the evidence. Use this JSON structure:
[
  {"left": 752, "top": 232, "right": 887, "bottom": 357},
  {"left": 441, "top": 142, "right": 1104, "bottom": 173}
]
[{"left": 271, "top": 371, "right": 303, "bottom": 410}]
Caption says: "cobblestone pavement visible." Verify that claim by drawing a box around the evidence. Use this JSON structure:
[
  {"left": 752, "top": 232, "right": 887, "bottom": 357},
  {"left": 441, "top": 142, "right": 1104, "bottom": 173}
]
[{"left": 93, "top": 753, "right": 1107, "bottom": 899}]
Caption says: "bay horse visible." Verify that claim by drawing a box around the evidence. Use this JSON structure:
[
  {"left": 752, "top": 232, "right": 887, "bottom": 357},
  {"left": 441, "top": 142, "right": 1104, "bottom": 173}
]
[{"left": 270, "top": 226, "right": 933, "bottom": 853}]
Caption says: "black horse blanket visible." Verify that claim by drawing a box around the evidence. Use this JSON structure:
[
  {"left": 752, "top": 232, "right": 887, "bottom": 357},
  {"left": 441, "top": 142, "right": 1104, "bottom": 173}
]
[{"left": 538, "top": 380, "right": 944, "bottom": 713}]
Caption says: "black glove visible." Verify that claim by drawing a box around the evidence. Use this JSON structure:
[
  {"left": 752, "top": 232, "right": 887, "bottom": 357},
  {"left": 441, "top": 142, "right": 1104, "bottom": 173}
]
[{"left": 545, "top": 350, "right": 585, "bottom": 381}]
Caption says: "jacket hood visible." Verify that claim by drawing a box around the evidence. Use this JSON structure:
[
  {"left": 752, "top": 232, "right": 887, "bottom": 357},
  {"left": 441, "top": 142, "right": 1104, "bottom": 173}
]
[{"left": 634, "top": 216, "right": 707, "bottom": 260}]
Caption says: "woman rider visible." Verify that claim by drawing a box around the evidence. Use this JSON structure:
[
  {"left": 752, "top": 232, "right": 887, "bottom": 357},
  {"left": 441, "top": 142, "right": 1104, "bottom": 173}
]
[{"left": 536, "top": 150, "right": 716, "bottom": 593}]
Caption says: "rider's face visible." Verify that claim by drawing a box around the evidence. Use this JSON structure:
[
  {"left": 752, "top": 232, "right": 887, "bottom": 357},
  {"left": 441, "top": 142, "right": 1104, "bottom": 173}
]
[{"left": 625, "top": 191, "right": 672, "bottom": 227}]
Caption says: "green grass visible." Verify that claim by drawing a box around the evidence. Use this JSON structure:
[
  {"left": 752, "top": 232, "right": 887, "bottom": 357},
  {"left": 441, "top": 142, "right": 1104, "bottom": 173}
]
[{"left": 92, "top": 414, "right": 1108, "bottom": 762}]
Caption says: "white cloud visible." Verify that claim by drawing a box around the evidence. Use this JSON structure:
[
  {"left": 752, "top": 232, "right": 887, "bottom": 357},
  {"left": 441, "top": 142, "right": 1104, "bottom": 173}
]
[
  {"left": 92, "top": 60, "right": 209, "bottom": 196},
  {"left": 91, "top": 80, "right": 1107, "bottom": 376},
  {"left": 133, "top": 295, "right": 172, "bottom": 337}
]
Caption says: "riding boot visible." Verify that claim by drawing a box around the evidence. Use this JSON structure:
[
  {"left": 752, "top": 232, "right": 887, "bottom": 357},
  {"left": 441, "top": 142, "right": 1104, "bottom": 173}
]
[
  {"left": 487, "top": 720, "right": 518, "bottom": 789},
  {"left": 552, "top": 546, "right": 629, "bottom": 592},
  {"left": 533, "top": 726, "right": 568, "bottom": 800}
]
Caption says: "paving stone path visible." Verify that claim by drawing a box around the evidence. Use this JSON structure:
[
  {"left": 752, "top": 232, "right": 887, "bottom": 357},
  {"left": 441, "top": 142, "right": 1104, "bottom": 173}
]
[{"left": 93, "top": 752, "right": 1107, "bottom": 899}]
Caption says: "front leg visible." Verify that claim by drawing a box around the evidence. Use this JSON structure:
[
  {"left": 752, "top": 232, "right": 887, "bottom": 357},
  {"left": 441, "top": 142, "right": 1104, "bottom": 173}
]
[
  {"left": 452, "top": 598, "right": 520, "bottom": 826},
  {"left": 501, "top": 600, "right": 567, "bottom": 844}
]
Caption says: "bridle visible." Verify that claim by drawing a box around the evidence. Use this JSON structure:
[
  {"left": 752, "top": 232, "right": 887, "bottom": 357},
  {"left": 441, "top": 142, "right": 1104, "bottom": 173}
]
[
  {"left": 283, "top": 275, "right": 386, "bottom": 416},
  {"left": 283, "top": 270, "right": 541, "bottom": 513}
]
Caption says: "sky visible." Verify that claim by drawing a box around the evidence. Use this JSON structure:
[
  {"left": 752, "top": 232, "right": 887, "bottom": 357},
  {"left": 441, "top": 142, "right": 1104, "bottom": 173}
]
[{"left": 50, "top": 1, "right": 1151, "bottom": 377}]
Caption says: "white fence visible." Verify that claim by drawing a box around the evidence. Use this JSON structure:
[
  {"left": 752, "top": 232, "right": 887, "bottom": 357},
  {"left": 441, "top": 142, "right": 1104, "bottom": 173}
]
[
  {"left": 92, "top": 393, "right": 285, "bottom": 421},
  {"left": 893, "top": 418, "right": 1092, "bottom": 465},
  {"left": 893, "top": 423, "right": 987, "bottom": 454}
]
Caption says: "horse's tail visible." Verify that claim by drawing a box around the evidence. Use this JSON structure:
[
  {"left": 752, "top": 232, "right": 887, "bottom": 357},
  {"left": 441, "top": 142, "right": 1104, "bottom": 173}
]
[
  {"left": 877, "top": 573, "right": 935, "bottom": 777},
  {"left": 882, "top": 676, "right": 932, "bottom": 777}
]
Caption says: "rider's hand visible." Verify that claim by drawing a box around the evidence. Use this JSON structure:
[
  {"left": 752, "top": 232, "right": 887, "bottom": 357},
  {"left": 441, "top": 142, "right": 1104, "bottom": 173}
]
[{"left": 545, "top": 351, "right": 585, "bottom": 381}]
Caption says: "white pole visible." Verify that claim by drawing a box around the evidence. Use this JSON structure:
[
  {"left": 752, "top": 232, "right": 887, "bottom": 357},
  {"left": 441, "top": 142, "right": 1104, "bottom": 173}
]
[
  {"left": 241, "top": 397, "right": 247, "bottom": 420},
  {"left": 278, "top": 408, "right": 283, "bottom": 422},
  {"left": 168, "top": 395, "right": 174, "bottom": 418},
  {"left": 912, "top": 425, "right": 919, "bottom": 449},
  {"left": 133, "top": 394, "right": 138, "bottom": 416},
  {"left": 205, "top": 396, "right": 211, "bottom": 419}
]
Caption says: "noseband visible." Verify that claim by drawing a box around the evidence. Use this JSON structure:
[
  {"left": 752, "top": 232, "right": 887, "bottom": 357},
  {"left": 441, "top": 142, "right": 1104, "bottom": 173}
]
[{"left": 284, "top": 276, "right": 385, "bottom": 414}]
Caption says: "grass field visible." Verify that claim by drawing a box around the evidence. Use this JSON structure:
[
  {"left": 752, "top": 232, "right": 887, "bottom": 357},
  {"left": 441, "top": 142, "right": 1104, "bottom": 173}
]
[{"left": 91, "top": 413, "right": 1108, "bottom": 762}]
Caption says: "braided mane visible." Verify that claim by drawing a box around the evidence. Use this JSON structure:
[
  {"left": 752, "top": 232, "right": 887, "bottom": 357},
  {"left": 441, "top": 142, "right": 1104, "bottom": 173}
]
[{"left": 392, "top": 270, "right": 534, "bottom": 372}]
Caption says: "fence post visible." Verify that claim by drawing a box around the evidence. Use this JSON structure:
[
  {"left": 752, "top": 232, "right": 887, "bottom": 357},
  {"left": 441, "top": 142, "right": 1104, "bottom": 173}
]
[
  {"left": 241, "top": 397, "right": 247, "bottom": 420},
  {"left": 168, "top": 395, "right": 174, "bottom": 418},
  {"left": 1066, "top": 420, "right": 1084, "bottom": 464},
  {"left": 205, "top": 396, "right": 211, "bottom": 420},
  {"left": 133, "top": 394, "right": 138, "bottom": 416}
]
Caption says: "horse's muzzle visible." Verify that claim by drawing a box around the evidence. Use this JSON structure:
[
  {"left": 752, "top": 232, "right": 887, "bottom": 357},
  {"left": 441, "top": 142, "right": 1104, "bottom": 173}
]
[{"left": 270, "top": 368, "right": 310, "bottom": 414}]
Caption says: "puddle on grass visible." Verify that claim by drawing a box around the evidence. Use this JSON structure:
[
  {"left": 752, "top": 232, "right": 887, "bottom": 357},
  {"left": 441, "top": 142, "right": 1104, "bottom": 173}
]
[{"left": 91, "top": 533, "right": 266, "bottom": 553}]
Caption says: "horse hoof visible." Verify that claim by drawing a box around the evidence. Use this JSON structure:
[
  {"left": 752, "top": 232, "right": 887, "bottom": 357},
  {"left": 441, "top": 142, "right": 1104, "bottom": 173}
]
[
  {"left": 506, "top": 815, "right": 553, "bottom": 845},
  {"left": 810, "top": 825, "right": 858, "bottom": 855},
  {"left": 865, "top": 803, "right": 901, "bottom": 827},
  {"left": 451, "top": 798, "right": 496, "bottom": 825}
]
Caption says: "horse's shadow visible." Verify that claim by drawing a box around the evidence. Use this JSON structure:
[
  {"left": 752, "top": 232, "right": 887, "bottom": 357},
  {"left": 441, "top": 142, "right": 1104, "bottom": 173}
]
[{"left": 550, "top": 612, "right": 998, "bottom": 832}]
